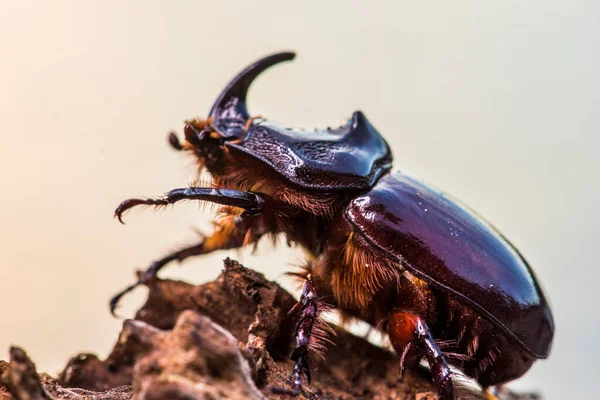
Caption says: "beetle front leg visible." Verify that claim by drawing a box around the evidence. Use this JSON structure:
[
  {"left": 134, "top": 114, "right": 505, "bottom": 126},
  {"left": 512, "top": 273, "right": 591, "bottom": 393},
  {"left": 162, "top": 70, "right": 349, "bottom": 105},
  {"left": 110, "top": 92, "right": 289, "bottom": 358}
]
[
  {"left": 110, "top": 206, "right": 262, "bottom": 315},
  {"left": 388, "top": 312, "right": 455, "bottom": 400},
  {"left": 114, "top": 187, "right": 264, "bottom": 224},
  {"left": 289, "top": 278, "right": 318, "bottom": 394}
]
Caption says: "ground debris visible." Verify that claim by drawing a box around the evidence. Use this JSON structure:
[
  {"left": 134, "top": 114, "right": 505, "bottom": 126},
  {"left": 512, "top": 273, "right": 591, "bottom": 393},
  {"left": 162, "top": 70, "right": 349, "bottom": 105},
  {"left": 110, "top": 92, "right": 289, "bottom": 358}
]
[{"left": 0, "top": 259, "right": 539, "bottom": 399}]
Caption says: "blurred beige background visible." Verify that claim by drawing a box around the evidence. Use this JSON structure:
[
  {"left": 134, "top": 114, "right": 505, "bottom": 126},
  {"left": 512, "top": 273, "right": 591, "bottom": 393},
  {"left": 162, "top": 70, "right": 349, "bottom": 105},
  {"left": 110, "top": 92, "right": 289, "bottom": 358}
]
[{"left": 1, "top": 1, "right": 598, "bottom": 399}]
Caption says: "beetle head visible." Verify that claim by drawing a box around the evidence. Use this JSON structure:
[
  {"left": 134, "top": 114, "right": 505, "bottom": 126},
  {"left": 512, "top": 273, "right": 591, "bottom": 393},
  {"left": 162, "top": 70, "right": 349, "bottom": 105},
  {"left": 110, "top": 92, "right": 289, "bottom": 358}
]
[
  {"left": 172, "top": 51, "right": 392, "bottom": 196},
  {"left": 170, "top": 52, "right": 296, "bottom": 172},
  {"left": 176, "top": 117, "right": 221, "bottom": 165}
]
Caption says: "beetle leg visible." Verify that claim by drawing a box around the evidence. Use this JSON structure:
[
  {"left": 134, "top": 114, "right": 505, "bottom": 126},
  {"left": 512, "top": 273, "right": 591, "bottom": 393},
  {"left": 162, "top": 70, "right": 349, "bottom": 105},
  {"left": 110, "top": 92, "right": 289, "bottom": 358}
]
[
  {"left": 271, "top": 276, "right": 320, "bottom": 396},
  {"left": 388, "top": 312, "right": 456, "bottom": 400},
  {"left": 110, "top": 212, "right": 260, "bottom": 316},
  {"left": 110, "top": 240, "right": 204, "bottom": 316},
  {"left": 114, "top": 187, "right": 264, "bottom": 224}
]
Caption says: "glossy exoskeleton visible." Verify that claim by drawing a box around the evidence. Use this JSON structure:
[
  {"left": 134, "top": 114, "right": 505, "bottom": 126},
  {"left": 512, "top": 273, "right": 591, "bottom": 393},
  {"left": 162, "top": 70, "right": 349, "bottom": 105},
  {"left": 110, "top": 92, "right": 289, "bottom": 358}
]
[{"left": 112, "top": 52, "right": 554, "bottom": 399}]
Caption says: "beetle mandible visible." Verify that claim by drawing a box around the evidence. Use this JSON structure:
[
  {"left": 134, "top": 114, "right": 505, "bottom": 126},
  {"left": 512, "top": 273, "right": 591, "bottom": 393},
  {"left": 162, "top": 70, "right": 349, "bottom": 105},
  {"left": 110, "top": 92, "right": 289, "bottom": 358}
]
[{"left": 112, "top": 52, "right": 554, "bottom": 400}]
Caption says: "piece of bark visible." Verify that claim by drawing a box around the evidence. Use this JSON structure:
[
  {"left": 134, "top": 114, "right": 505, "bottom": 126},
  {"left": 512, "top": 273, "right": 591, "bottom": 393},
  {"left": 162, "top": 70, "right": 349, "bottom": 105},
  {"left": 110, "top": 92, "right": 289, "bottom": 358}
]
[
  {"left": 0, "top": 258, "right": 542, "bottom": 399},
  {"left": 125, "top": 311, "right": 266, "bottom": 400},
  {"left": 0, "top": 347, "right": 132, "bottom": 400}
]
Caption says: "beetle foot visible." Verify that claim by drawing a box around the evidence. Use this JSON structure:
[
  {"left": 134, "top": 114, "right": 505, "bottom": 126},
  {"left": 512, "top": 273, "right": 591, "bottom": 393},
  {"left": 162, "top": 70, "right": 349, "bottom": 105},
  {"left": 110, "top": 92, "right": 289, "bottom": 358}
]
[
  {"left": 109, "top": 259, "right": 167, "bottom": 317},
  {"left": 268, "top": 352, "right": 310, "bottom": 396},
  {"left": 114, "top": 198, "right": 160, "bottom": 224},
  {"left": 269, "top": 384, "right": 302, "bottom": 396},
  {"left": 109, "top": 237, "right": 208, "bottom": 316}
]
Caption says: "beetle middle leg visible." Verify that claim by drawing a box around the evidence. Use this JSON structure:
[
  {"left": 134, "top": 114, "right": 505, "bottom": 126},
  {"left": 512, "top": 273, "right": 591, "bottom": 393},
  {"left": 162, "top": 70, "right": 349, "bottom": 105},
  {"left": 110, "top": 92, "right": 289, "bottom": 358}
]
[
  {"left": 272, "top": 274, "right": 329, "bottom": 396},
  {"left": 388, "top": 312, "right": 456, "bottom": 400},
  {"left": 110, "top": 217, "right": 260, "bottom": 315},
  {"left": 110, "top": 238, "right": 204, "bottom": 315}
]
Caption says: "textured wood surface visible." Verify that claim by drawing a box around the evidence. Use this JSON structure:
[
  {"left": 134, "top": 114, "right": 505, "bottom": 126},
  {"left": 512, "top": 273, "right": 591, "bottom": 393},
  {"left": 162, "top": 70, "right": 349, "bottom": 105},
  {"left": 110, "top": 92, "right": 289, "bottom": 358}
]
[{"left": 0, "top": 259, "right": 540, "bottom": 399}]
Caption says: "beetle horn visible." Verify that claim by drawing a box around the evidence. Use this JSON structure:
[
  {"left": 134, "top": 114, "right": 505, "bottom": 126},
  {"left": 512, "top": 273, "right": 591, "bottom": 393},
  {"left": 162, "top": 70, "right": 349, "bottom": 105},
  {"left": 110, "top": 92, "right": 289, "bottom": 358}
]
[
  {"left": 209, "top": 51, "right": 296, "bottom": 138},
  {"left": 351, "top": 110, "right": 367, "bottom": 129}
]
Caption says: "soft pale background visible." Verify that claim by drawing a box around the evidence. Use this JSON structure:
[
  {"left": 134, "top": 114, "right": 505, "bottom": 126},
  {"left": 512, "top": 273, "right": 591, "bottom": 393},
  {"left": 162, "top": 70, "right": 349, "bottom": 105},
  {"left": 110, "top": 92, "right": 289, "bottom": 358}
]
[{"left": 1, "top": 1, "right": 598, "bottom": 399}]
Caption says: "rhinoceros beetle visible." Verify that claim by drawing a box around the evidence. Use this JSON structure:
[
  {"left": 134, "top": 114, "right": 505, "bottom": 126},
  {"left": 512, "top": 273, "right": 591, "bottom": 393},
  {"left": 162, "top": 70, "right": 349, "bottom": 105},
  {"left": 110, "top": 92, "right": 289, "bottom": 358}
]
[{"left": 112, "top": 52, "right": 554, "bottom": 399}]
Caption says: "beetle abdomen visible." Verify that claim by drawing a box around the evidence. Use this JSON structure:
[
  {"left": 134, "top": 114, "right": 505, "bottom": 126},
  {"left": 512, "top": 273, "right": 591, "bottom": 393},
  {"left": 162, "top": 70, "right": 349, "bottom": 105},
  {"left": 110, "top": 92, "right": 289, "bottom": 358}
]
[
  {"left": 346, "top": 172, "right": 554, "bottom": 359},
  {"left": 437, "top": 296, "right": 536, "bottom": 386}
]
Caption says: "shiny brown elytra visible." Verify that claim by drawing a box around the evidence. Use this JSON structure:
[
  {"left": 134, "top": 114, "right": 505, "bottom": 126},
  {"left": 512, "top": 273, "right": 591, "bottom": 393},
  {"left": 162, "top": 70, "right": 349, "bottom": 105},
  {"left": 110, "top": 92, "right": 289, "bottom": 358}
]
[{"left": 112, "top": 52, "right": 554, "bottom": 400}]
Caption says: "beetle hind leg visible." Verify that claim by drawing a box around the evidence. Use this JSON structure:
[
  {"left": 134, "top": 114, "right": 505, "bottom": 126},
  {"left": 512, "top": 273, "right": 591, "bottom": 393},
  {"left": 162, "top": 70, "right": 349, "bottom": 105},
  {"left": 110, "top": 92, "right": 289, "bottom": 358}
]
[{"left": 388, "top": 312, "right": 456, "bottom": 400}]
